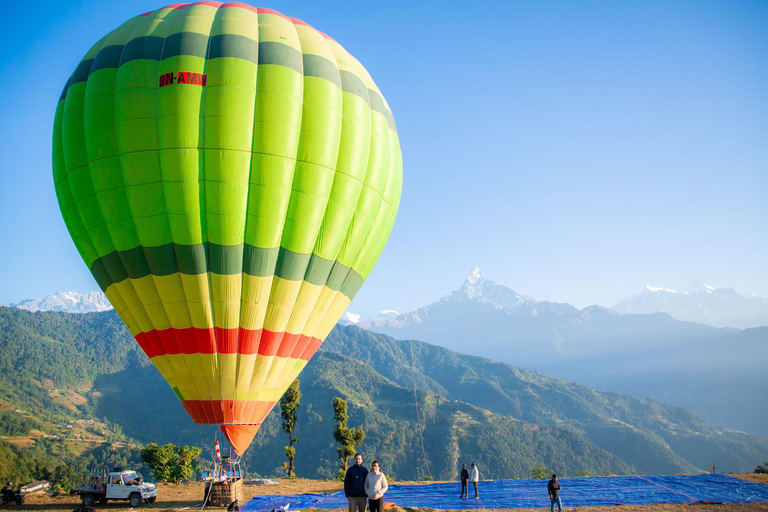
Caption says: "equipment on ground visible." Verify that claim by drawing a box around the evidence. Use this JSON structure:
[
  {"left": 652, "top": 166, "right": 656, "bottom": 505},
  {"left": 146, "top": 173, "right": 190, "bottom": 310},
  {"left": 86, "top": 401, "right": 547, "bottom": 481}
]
[
  {"left": 53, "top": 2, "right": 402, "bottom": 456},
  {"left": 71, "top": 469, "right": 157, "bottom": 507}
]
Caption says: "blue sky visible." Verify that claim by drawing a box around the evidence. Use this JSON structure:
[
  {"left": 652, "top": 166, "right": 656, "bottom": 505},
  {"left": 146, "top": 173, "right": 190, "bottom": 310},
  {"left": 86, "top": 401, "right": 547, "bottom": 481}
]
[{"left": 0, "top": 0, "right": 765, "bottom": 314}]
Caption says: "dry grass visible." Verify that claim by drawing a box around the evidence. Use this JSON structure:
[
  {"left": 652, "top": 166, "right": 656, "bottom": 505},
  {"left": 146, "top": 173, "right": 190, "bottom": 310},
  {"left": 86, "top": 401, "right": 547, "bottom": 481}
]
[{"left": 16, "top": 475, "right": 767, "bottom": 512}]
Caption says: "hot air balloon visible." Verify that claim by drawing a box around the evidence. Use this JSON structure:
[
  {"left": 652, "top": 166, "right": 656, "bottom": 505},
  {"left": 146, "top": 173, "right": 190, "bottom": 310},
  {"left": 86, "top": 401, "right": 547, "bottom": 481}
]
[{"left": 52, "top": 2, "right": 401, "bottom": 455}]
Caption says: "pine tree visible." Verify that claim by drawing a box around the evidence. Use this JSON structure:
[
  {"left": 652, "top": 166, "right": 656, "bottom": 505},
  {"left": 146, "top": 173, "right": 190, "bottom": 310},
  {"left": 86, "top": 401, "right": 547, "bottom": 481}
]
[
  {"left": 332, "top": 397, "right": 365, "bottom": 481},
  {"left": 280, "top": 379, "right": 301, "bottom": 478}
]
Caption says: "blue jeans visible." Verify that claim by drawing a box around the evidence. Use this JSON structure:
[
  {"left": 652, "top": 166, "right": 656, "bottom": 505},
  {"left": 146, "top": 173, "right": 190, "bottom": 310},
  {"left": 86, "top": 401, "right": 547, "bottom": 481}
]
[{"left": 550, "top": 496, "right": 562, "bottom": 512}]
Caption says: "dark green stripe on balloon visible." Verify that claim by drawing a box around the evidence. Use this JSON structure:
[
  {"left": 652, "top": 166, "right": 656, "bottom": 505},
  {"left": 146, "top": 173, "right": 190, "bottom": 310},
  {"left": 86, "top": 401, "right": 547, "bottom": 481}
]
[
  {"left": 303, "top": 54, "right": 340, "bottom": 87},
  {"left": 90, "top": 243, "right": 364, "bottom": 300},
  {"left": 257, "top": 41, "right": 302, "bottom": 73},
  {"left": 121, "top": 36, "right": 164, "bottom": 63},
  {"left": 209, "top": 34, "right": 259, "bottom": 63},
  {"left": 340, "top": 70, "right": 368, "bottom": 103},
  {"left": 368, "top": 88, "right": 396, "bottom": 132},
  {"left": 92, "top": 45, "right": 123, "bottom": 73}
]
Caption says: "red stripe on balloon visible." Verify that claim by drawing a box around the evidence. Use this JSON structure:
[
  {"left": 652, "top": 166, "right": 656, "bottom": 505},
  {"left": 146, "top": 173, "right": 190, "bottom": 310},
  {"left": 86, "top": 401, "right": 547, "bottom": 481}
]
[
  {"left": 221, "top": 2, "right": 257, "bottom": 12},
  {"left": 256, "top": 7, "right": 289, "bottom": 18},
  {"left": 135, "top": 328, "right": 321, "bottom": 360},
  {"left": 288, "top": 17, "right": 313, "bottom": 29}
]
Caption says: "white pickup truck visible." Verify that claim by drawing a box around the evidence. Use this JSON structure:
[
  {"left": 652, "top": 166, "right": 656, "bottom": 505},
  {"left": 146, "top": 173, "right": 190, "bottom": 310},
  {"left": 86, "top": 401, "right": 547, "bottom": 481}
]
[{"left": 72, "top": 469, "right": 157, "bottom": 507}]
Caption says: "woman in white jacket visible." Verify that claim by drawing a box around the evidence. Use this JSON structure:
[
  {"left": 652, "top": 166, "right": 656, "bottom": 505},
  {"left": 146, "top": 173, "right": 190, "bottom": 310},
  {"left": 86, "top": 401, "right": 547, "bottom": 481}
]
[{"left": 364, "top": 460, "right": 388, "bottom": 512}]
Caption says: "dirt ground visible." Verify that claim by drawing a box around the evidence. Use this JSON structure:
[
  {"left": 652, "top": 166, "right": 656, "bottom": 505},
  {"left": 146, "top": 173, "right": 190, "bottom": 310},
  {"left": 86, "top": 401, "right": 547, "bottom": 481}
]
[{"left": 15, "top": 474, "right": 768, "bottom": 512}]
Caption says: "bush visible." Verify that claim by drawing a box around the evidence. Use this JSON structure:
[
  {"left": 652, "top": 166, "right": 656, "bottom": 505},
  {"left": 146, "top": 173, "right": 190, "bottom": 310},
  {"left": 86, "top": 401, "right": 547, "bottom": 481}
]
[
  {"left": 140, "top": 443, "right": 202, "bottom": 483},
  {"left": 531, "top": 464, "right": 551, "bottom": 479}
]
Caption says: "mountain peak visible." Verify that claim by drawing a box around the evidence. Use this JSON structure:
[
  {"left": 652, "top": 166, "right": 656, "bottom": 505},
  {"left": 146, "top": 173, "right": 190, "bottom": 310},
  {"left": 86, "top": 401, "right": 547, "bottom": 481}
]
[
  {"left": 459, "top": 268, "right": 489, "bottom": 300},
  {"left": 685, "top": 280, "right": 715, "bottom": 294},
  {"left": 466, "top": 267, "right": 485, "bottom": 284},
  {"left": 8, "top": 291, "right": 113, "bottom": 314},
  {"left": 646, "top": 285, "right": 677, "bottom": 293}
]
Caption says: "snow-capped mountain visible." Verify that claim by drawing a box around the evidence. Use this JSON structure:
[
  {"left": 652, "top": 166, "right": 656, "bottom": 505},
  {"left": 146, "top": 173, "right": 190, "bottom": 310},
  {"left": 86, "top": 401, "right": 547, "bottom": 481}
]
[
  {"left": 7, "top": 291, "right": 113, "bottom": 314},
  {"left": 338, "top": 309, "right": 400, "bottom": 326},
  {"left": 357, "top": 268, "right": 576, "bottom": 330},
  {"left": 612, "top": 280, "right": 768, "bottom": 329}
]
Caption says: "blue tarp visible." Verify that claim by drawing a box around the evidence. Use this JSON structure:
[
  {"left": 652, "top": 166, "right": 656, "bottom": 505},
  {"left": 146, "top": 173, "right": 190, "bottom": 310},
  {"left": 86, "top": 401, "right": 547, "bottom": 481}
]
[{"left": 241, "top": 474, "right": 768, "bottom": 511}]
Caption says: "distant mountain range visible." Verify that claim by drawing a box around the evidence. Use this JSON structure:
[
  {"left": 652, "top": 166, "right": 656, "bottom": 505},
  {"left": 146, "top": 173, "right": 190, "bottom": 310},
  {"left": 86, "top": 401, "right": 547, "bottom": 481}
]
[
  {"left": 2, "top": 306, "right": 766, "bottom": 479},
  {"left": 6, "top": 291, "right": 112, "bottom": 314},
  {"left": 353, "top": 269, "right": 768, "bottom": 436},
  {"left": 612, "top": 281, "right": 768, "bottom": 329}
]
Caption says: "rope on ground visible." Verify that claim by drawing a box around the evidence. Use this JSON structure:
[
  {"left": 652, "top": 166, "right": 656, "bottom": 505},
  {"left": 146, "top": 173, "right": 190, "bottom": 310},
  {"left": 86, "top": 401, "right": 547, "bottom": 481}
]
[{"left": 634, "top": 475, "right": 700, "bottom": 502}]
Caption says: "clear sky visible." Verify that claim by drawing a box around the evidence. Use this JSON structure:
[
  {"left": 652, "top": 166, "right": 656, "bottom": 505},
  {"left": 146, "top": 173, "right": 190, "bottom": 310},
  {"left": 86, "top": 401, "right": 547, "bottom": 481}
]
[{"left": 0, "top": 0, "right": 765, "bottom": 314}]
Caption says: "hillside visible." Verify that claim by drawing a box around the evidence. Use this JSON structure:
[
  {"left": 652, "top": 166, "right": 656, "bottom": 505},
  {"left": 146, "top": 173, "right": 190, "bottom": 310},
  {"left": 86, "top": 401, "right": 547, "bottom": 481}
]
[{"left": 0, "top": 307, "right": 766, "bottom": 481}]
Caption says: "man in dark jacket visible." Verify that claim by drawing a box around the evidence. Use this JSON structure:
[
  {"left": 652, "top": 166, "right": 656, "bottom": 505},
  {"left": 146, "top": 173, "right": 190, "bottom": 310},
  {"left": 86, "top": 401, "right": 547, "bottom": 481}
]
[
  {"left": 548, "top": 474, "right": 562, "bottom": 512},
  {"left": 344, "top": 453, "right": 368, "bottom": 512},
  {"left": 459, "top": 464, "right": 469, "bottom": 498}
]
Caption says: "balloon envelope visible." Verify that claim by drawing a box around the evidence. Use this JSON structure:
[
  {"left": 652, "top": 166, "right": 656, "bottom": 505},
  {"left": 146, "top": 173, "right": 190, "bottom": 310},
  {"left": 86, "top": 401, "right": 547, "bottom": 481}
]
[{"left": 53, "top": 2, "right": 401, "bottom": 454}]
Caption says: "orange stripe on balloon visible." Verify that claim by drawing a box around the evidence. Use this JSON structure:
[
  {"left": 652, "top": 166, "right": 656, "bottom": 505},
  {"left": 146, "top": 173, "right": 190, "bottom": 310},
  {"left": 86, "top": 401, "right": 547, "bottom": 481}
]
[{"left": 182, "top": 400, "right": 277, "bottom": 425}]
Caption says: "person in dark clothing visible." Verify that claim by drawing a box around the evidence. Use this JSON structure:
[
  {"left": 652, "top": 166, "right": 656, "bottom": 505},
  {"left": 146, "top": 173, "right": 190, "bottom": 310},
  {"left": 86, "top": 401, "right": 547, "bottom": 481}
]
[
  {"left": 548, "top": 474, "right": 562, "bottom": 512},
  {"left": 344, "top": 453, "right": 369, "bottom": 512},
  {"left": 459, "top": 464, "right": 469, "bottom": 498},
  {"left": 227, "top": 498, "right": 240, "bottom": 512},
  {"left": 1, "top": 482, "right": 13, "bottom": 499}
]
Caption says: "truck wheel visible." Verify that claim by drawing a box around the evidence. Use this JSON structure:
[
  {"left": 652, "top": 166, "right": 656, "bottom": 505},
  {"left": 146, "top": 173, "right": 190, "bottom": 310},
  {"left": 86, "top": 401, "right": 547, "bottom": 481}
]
[
  {"left": 147, "top": 497, "right": 156, "bottom": 504},
  {"left": 82, "top": 494, "right": 96, "bottom": 507},
  {"left": 129, "top": 493, "right": 142, "bottom": 508}
]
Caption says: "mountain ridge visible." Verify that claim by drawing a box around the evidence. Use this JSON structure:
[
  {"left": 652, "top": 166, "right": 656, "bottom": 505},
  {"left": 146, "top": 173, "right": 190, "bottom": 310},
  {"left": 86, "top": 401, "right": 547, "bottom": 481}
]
[{"left": 1, "top": 306, "right": 766, "bottom": 479}]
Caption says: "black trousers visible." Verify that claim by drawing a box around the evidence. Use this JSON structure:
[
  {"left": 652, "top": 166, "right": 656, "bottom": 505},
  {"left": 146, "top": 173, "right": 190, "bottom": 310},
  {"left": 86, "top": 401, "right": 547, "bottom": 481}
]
[
  {"left": 369, "top": 498, "right": 382, "bottom": 512},
  {"left": 473, "top": 481, "right": 478, "bottom": 497},
  {"left": 461, "top": 480, "right": 468, "bottom": 497}
]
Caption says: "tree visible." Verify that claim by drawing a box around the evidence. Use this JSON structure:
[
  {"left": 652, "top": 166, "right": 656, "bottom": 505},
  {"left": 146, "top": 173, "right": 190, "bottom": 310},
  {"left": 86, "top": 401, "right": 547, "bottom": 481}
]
[
  {"left": 531, "top": 463, "right": 551, "bottom": 479},
  {"left": 332, "top": 397, "right": 365, "bottom": 481},
  {"left": 755, "top": 462, "right": 768, "bottom": 474},
  {"left": 576, "top": 469, "right": 592, "bottom": 477},
  {"left": 140, "top": 443, "right": 202, "bottom": 483},
  {"left": 280, "top": 379, "right": 301, "bottom": 478}
]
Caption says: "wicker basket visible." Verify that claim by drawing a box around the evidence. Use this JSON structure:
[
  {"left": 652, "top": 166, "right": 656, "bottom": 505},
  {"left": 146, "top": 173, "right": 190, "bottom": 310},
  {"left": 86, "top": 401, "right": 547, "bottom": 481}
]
[{"left": 204, "top": 477, "right": 242, "bottom": 506}]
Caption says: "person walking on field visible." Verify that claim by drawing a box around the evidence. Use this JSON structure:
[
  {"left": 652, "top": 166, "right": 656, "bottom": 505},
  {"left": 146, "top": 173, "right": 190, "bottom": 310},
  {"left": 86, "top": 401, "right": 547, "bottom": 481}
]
[
  {"left": 345, "top": 454, "right": 369, "bottom": 512},
  {"left": 459, "top": 464, "right": 469, "bottom": 498},
  {"left": 548, "top": 474, "right": 562, "bottom": 512},
  {"left": 364, "top": 460, "right": 389, "bottom": 512},
  {"left": 470, "top": 463, "right": 480, "bottom": 499}
]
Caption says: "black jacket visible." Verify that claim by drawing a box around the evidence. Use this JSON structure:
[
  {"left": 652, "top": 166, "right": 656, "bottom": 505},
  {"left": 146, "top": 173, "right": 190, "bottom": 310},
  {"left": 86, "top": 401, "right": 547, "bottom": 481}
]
[
  {"left": 548, "top": 479, "right": 561, "bottom": 498},
  {"left": 344, "top": 464, "right": 369, "bottom": 497},
  {"left": 460, "top": 469, "right": 469, "bottom": 481}
]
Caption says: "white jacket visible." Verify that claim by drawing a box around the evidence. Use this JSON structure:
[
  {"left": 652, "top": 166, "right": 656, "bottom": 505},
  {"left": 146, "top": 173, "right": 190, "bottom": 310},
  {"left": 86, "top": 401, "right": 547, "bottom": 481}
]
[
  {"left": 364, "top": 472, "right": 389, "bottom": 500},
  {"left": 470, "top": 467, "right": 479, "bottom": 482}
]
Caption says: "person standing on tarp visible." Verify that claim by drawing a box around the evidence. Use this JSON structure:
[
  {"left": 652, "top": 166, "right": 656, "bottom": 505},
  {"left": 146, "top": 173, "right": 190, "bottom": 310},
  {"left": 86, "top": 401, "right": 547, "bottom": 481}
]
[
  {"left": 459, "top": 464, "right": 469, "bottom": 498},
  {"left": 470, "top": 463, "right": 480, "bottom": 499},
  {"left": 548, "top": 474, "right": 562, "bottom": 512},
  {"left": 364, "top": 460, "right": 389, "bottom": 512},
  {"left": 345, "top": 453, "right": 369, "bottom": 512}
]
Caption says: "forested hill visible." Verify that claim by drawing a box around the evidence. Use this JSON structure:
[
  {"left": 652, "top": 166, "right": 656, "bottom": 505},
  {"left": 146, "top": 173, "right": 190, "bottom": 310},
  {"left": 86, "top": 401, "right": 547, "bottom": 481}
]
[{"left": 0, "top": 307, "right": 766, "bottom": 481}]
